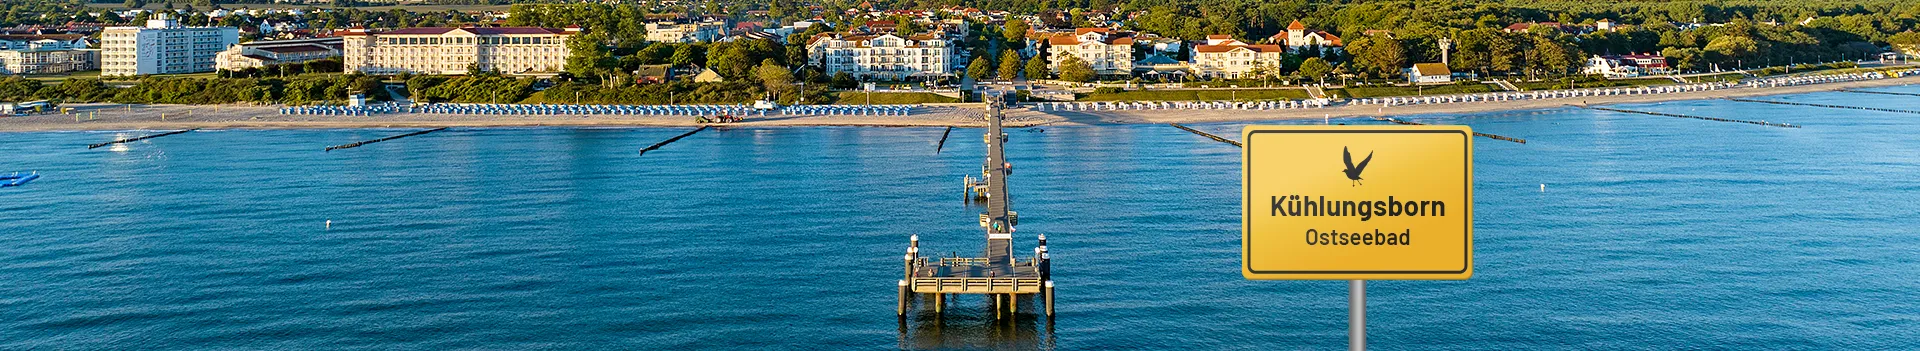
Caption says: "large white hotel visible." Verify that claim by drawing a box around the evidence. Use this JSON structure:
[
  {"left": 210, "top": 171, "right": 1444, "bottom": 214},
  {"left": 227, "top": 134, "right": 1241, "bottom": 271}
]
[
  {"left": 805, "top": 32, "right": 955, "bottom": 80},
  {"left": 100, "top": 13, "right": 239, "bottom": 76},
  {"left": 340, "top": 26, "right": 578, "bottom": 76}
]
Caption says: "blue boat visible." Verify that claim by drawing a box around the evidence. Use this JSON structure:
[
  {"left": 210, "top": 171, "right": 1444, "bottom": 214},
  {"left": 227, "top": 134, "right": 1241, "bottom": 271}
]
[{"left": 1, "top": 172, "right": 38, "bottom": 187}]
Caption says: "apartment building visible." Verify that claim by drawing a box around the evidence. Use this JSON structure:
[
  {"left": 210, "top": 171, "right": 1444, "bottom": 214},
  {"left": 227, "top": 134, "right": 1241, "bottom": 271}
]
[
  {"left": 214, "top": 37, "right": 342, "bottom": 71},
  {"left": 340, "top": 26, "right": 578, "bottom": 76},
  {"left": 1190, "top": 36, "right": 1285, "bottom": 79},
  {"left": 1045, "top": 28, "right": 1135, "bottom": 75},
  {"left": 0, "top": 34, "right": 97, "bottom": 75},
  {"left": 645, "top": 19, "right": 726, "bottom": 43},
  {"left": 806, "top": 32, "right": 955, "bottom": 80},
  {"left": 100, "top": 14, "right": 240, "bottom": 76}
]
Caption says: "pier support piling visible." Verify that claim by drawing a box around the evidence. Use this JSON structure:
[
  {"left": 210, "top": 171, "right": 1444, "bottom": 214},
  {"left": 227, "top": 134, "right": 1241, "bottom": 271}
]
[
  {"left": 897, "top": 280, "right": 909, "bottom": 317},
  {"left": 1045, "top": 281, "right": 1055, "bottom": 317}
]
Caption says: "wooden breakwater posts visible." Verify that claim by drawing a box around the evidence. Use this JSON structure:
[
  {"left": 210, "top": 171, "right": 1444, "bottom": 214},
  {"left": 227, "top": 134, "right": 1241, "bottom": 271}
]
[
  {"left": 1169, "top": 123, "right": 1243, "bottom": 147},
  {"left": 1726, "top": 98, "right": 1920, "bottom": 115},
  {"left": 1580, "top": 105, "right": 1802, "bottom": 128},
  {"left": 88, "top": 128, "right": 199, "bottom": 149},
  {"left": 901, "top": 103, "right": 1053, "bottom": 321},
  {"left": 1837, "top": 89, "right": 1920, "bottom": 97},
  {"left": 1374, "top": 117, "right": 1529, "bottom": 144},
  {"left": 325, "top": 128, "right": 449, "bottom": 152},
  {"left": 638, "top": 126, "right": 710, "bottom": 156},
  {"left": 935, "top": 126, "right": 953, "bottom": 154}
]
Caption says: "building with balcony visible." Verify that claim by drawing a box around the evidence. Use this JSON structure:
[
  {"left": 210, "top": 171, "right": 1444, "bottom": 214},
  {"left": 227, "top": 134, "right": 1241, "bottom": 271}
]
[
  {"left": 340, "top": 26, "right": 577, "bottom": 76},
  {"left": 214, "top": 37, "right": 342, "bottom": 71},
  {"left": 806, "top": 32, "right": 955, "bottom": 80},
  {"left": 1190, "top": 36, "right": 1285, "bottom": 79},
  {"left": 1045, "top": 28, "right": 1136, "bottom": 75},
  {"left": 645, "top": 19, "right": 726, "bottom": 43},
  {"left": 0, "top": 34, "right": 97, "bottom": 75},
  {"left": 100, "top": 13, "right": 239, "bottom": 76}
]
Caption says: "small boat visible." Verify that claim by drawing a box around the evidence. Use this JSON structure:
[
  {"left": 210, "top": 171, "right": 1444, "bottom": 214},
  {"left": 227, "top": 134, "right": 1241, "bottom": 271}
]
[{"left": 1, "top": 172, "right": 38, "bottom": 188}]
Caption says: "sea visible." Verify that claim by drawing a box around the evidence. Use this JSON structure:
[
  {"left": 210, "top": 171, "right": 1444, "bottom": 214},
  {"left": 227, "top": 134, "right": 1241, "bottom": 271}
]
[{"left": 3, "top": 86, "right": 1918, "bottom": 349}]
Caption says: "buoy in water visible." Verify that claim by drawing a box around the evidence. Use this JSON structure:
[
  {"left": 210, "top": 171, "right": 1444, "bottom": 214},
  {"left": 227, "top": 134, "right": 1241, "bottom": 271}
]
[
  {"left": 325, "top": 220, "right": 332, "bottom": 230},
  {"left": 1540, "top": 184, "right": 1545, "bottom": 192}
]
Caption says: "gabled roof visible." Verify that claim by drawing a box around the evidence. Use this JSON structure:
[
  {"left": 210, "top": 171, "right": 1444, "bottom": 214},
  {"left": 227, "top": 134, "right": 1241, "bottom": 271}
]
[
  {"left": 1287, "top": 20, "right": 1306, "bottom": 30},
  {"left": 1411, "top": 63, "right": 1450, "bottom": 76}
]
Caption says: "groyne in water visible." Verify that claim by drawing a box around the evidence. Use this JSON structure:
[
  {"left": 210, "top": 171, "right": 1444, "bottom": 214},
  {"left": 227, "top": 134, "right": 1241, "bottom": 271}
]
[
  {"left": 324, "top": 128, "right": 448, "bottom": 152},
  {"left": 1726, "top": 98, "right": 1920, "bottom": 115},
  {"left": 1169, "top": 123, "right": 1242, "bottom": 147},
  {"left": 1373, "top": 117, "right": 1529, "bottom": 144},
  {"left": 935, "top": 126, "right": 952, "bottom": 154},
  {"left": 1579, "top": 105, "right": 1802, "bottom": 128},
  {"left": 638, "top": 126, "right": 709, "bottom": 156},
  {"left": 88, "top": 129, "right": 198, "bottom": 149},
  {"left": 1836, "top": 89, "right": 1920, "bottom": 97}
]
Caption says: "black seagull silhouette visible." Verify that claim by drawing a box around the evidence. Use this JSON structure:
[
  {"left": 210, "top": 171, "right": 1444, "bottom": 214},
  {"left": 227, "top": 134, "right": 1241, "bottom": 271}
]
[{"left": 1342, "top": 146, "right": 1373, "bottom": 186}]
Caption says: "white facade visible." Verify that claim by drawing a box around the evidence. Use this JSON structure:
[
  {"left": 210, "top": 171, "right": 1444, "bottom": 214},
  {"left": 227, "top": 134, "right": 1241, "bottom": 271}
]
[
  {"left": 1045, "top": 29, "right": 1135, "bottom": 75},
  {"left": 1270, "top": 20, "right": 1343, "bottom": 54},
  {"left": 645, "top": 20, "right": 726, "bottom": 43},
  {"left": 341, "top": 26, "right": 577, "bottom": 76},
  {"left": 1190, "top": 37, "right": 1284, "bottom": 79},
  {"left": 215, "top": 37, "right": 342, "bottom": 71},
  {"left": 0, "top": 49, "right": 98, "bottom": 75},
  {"left": 100, "top": 14, "right": 240, "bottom": 76},
  {"left": 806, "top": 33, "right": 955, "bottom": 80}
]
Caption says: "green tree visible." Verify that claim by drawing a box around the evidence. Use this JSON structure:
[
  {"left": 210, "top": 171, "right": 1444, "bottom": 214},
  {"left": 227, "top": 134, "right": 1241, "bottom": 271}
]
[
  {"left": 1058, "top": 55, "right": 1095, "bottom": 82},
  {"left": 1003, "top": 19, "right": 1030, "bottom": 43},
  {"left": 565, "top": 32, "right": 615, "bottom": 85},
  {"left": 1297, "top": 57, "right": 1333, "bottom": 83},
  {"left": 124, "top": 0, "right": 146, "bottom": 9},
  {"left": 1347, "top": 36, "right": 1407, "bottom": 78},
  {"left": 1885, "top": 31, "right": 1919, "bottom": 56},
  {"left": 997, "top": 51, "right": 1022, "bottom": 80},
  {"left": 671, "top": 44, "right": 702, "bottom": 68},
  {"left": 967, "top": 56, "right": 992, "bottom": 80},
  {"left": 754, "top": 59, "right": 793, "bottom": 102},
  {"left": 1024, "top": 53, "right": 1050, "bottom": 80}
]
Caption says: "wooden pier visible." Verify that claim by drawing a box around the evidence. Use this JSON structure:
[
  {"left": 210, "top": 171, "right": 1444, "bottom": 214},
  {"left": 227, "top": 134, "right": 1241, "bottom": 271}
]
[
  {"left": 1726, "top": 98, "right": 1920, "bottom": 115},
  {"left": 1373, "top": 117, "right": 1529, "bottom": 144},
  {"left": 1169, "top": 123, "right": 1243, "bottom": 147},
  {"left": 325, "top": 128, "right": 448, "bottom": 152},
  {"left": 88, "top": 129, "right": 198, "bottom": 149},
  {"left": 1579, "top": 105, "right": 1802, "bottom": 128},
  {"left": 902, "top": 103, "right": 1053, "bottom": 321},
  {"left": 638, "top": 126, "right": 709, "bottom": 156}
]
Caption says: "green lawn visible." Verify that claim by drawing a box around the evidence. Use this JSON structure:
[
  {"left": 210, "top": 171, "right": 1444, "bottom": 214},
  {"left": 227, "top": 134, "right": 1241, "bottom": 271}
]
[
  {"left": 1331, "top": 84, "right": 1499, "bottom": 98},
  {"left": 833, "top": 92, "right": 960, "bottom": 105},
  {"left": 1509, "top": 77, "right": 1677, "bottom": 91},
  {"left": 1688, "top": 73, "right": 1748, "bottom": 83},
  {"left": 1078, "top": 89, "right": 1312, "bottom": 102}
]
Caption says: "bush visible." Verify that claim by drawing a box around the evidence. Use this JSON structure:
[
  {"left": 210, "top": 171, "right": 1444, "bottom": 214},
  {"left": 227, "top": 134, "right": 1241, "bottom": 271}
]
[{"left": 1093, "top": 87, "right": 1126, "bottom": 94}]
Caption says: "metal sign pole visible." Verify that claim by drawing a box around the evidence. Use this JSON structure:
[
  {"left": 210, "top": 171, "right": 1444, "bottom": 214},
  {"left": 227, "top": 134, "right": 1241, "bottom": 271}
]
[{"left": 1350, "top": 280, "right": 1365, "bottom": 351}]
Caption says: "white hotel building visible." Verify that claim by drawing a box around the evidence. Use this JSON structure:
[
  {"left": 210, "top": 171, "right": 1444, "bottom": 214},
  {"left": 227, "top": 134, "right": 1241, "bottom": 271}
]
[
  {"left": 340, "top": 26, "right": 578, "bottom": 76},
  {"left": 806, "top": 32, "right": 955, "bottom": 80},
  {"left": 100, "top": 14, "right": 240, "bottom": 76}
]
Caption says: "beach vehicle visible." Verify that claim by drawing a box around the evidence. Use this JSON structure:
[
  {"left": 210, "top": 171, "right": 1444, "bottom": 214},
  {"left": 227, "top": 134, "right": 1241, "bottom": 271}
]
[{"left": 1, "top": 172, "right": 39, "bottom": 188}]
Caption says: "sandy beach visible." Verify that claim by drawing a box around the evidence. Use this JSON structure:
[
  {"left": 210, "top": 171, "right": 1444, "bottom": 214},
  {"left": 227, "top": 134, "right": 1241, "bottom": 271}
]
[{"left": 3, "top": 75, "right": 1916, "bottom": 132}]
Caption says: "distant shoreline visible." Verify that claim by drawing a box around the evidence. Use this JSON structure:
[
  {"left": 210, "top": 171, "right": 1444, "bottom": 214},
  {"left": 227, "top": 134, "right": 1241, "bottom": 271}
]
[{"left": 3, "top": 76, "right": 1917, "bottom": 132}]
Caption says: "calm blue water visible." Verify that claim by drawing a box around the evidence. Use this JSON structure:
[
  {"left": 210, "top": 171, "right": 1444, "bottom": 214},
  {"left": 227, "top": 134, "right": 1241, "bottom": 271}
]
[{"left": 3, "top": 86, "right": 1919, "bottom": 349}]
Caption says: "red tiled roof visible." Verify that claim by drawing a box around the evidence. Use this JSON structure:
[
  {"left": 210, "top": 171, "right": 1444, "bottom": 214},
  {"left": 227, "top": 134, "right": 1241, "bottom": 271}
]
[{"left": 1287, "top": 20, "right": 1306, "bottom": 30}]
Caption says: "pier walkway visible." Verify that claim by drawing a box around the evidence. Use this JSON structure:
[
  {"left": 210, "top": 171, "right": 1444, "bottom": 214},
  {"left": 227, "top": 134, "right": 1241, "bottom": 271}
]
[{"left": 900, "top": 102, "right": 1052, "bottom": 321}]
